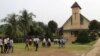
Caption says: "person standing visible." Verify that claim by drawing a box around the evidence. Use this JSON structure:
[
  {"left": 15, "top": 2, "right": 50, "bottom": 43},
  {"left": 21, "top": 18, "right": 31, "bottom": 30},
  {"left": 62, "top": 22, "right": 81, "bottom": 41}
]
[
  {"left": 0, "top": 37, "right": 3, "bottom": 53},
  {"left": 6, "top": 37, "right": 10, "bottom": 53},
  {"left": 4, "top": 37, "right": 7, "bottom": 53},
  {"left": 35, "top": 37, "right": 39, "bottom": 51},
  {"left": 9, "top": 38, "right": 14, "bottom": 53},
  {"left": 25, "top": 39, "right": 29, "bottom": 50}
]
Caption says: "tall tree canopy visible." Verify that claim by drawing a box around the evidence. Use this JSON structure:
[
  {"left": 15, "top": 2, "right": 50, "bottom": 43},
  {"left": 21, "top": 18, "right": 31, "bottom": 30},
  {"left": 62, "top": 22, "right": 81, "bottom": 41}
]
[
  {"left": 48, "top": 20, "right": 58, "bottom": 33},
  {"left": 89, "top": 20, "right": 100, "bottom": 35},
  {"left": 89, "top": 20, "right": 99, "bottom": 31},
  {"left": 18, "top": 10, "right": 36, "bottom": 37},
  {"left": 0, "top": 9, "right": 58, "bottom": 42},
  {"left": 2, "top": 14, "right": 22, "bottom": 38}
]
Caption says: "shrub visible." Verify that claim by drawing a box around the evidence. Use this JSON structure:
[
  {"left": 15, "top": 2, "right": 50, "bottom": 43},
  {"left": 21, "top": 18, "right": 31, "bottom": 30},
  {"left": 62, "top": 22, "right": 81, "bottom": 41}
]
[{"left": 76, "top": 31, "right": 90, "bottom": 44}]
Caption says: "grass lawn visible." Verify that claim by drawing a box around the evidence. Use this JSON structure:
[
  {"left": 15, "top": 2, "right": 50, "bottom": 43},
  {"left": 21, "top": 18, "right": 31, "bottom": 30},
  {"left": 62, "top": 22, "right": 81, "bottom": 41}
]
[{"left": 0, "top": 42, "right": 94, "bottom": 56}]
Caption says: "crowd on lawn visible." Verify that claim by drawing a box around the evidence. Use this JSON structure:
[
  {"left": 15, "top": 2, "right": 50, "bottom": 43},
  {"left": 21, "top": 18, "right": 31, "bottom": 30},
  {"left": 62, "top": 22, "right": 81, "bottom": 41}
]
[
  {"left": 0, "top": 37, "right": 13, "bottom": 53},
  {"left": 0, "top": 35, "right": 67, "bottom": 53},
  {"left": 25, "top": 36, "right": 67, "bottom": 51},
  {"left": 25, "top": 36, "right": 52, "bottom": 51}
]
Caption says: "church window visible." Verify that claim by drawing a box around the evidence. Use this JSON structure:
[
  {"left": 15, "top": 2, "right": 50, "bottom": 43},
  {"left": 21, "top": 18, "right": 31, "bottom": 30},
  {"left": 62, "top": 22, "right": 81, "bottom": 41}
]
[
  {"left": 80, "top": 16, "right": 84, "bottom": 25},
  {"left": 71, "top": 17, "right": 72, "bottom": 25}
]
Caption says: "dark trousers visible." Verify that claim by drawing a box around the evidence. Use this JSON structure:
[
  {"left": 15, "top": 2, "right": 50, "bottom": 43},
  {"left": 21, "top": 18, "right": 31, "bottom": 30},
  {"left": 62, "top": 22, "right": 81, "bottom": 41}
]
[
  {"left": 7, "top": 43, "right": 10, "bottom": 53},
  {"left": 35, "top": 44, "right": 38, "bottom": 51},
  {"left": 4, "top": 44, "right": 7, "bottom": 53},
  {"left": 0, "top": 45, "right": 3, "bottom": 53},
  {"left": 10, "top": 45, "right": 13, "bottom": 53}
]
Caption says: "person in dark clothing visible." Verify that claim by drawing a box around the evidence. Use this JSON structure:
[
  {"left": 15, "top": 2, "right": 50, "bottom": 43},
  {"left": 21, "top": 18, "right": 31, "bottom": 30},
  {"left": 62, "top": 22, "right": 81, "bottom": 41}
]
[
  {"left": 35, "top": 41, "right": 38, "bottom": 51},
  {"left": 58, "top": 39, "right": 61, "bottom": 47},
  {"left": 35, "top": 37, "right": 39, "bottom": 51}
]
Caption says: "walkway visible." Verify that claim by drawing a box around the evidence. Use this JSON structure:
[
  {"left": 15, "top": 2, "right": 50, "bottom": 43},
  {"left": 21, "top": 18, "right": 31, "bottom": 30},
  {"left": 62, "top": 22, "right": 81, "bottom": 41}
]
[{"left": 85, "top": 38, "right": 100, "bottom": 56}]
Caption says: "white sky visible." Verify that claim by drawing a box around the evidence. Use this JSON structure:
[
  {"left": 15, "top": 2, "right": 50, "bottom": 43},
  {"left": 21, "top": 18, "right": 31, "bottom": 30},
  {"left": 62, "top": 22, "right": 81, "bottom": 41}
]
[{"left": 0, "top": 0, "right": 100, "bottom": 27}]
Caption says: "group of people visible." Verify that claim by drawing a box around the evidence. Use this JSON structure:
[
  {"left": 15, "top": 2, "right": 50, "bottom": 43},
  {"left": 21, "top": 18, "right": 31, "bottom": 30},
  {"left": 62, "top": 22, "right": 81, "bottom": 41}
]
[
  {"left": 25, "top": 36, "right": 52, "bottom": 51},
  {"left": 0, "top": 37, "right": 13, "bottom": 53},
  {"left": 25, "top": 36, "right": 67, "bottom": 52},
  {"left": 0, "top": 35, "right": 66, "bottom": 53},
  {"left": 42, "top": 38, "right": 51, "bottom": 47},
  {"left": 25, "top": 36, "right": 40, "bottom": 51},
  {"left": 54, "top": 38, "right": 66, "bottom": 47}
]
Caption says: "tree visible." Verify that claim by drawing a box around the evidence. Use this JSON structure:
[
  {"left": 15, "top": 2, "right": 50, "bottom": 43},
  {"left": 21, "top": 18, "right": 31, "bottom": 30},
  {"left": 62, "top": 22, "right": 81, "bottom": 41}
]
[
  {"left": 44, "top": 25, "right": 52, "bottom": 39},
  {"left": 18, "top": 10, "right": 36, "bottom": 38},
  {"left": 88, "top": 20, "right": 100, "bottom": 38},
  {"left": 2, "top": 14, "right": 22, "bottom": 38},
  {"left": 48, "top": 20, "right": 58, "bottom": 33},
  {"left": 48, "top": 20, "right": 58, "bottom": 37},
  {"left": 28, "top": 21, "right": 45, "bottom": 39},
  {"left": 89, "top": 20, "right": 98, "bottom": 31},
  {"left": 76, "top": 31, "right": 90, "bottom": 44}
]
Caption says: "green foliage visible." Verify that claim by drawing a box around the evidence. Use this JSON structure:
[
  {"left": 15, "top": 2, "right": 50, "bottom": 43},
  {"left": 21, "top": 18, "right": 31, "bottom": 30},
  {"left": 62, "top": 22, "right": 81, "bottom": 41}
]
[
  {"left": 76, "top": 31, "right": 90, "bottom": 44},
  {"left": 18, "top": 10, "right": 35, "bottom": 37},
  {"left": 88, "top": 20, "right": 100, "bottom": 37},
  {"left": 2, "top": 14, "right": 22, "bottom": 38},
  {"left": 44, "top": 26, "right": 52, "bottom": 39},
  {"left": 0, "top": 9, "right": 58, "bottom": 42},
  {"left": 89, "top": 33, "right": 97, "bottom": 41},
  {"left": 89, "top": 20, "right": 99, "bottom": 31},
  {"left": 48, "top": 20, "right": 58, "bottom": 33}
]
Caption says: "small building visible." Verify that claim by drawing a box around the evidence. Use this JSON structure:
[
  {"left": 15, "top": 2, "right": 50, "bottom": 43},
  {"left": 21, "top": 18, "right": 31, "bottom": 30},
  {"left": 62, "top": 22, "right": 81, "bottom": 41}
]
[{"left": 62, "top": 2, "right": 90, "bottom": 43}]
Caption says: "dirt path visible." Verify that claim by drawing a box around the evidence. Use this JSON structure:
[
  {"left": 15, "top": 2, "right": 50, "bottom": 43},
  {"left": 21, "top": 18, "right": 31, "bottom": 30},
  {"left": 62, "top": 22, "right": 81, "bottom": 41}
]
[
  {"left": 0, "top": 48, "right": 85, "bottom": 56},
  {"left": 85, "top": 38, "right": 100, "bottom": 56}
]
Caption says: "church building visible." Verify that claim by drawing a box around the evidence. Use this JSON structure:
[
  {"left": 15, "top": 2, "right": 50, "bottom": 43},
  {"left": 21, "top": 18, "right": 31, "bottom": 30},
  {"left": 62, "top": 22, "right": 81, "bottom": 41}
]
[{"left": 62, "top": 2, "right": 90, "bottom": 43}]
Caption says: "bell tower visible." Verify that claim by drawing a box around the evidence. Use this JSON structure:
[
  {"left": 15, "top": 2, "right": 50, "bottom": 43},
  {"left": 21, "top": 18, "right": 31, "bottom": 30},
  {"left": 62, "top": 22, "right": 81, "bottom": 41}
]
[{"left": 71, "top": 2, "right": 81, "bottom": 28}]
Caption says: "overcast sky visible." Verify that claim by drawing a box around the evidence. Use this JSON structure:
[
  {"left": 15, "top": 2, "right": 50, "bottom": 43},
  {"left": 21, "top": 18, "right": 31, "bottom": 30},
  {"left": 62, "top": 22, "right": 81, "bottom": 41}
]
[{"left": 0, "top": 0, "right": 100, "bottom": 27}]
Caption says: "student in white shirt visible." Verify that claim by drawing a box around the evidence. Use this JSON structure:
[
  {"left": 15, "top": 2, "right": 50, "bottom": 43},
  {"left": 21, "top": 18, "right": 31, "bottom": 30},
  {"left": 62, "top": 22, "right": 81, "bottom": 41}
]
[
  {"left": 42, "top": 38, "right": 46, "bottom": 47},
  {"left": 47, "top": 38, "right": 51, "bottom": 47},
  {"left": 6, "top": 37, "right": 10, "bottom": 53},
  {"left": 35, "top": 37, "right": 39, "bottom": 51}
]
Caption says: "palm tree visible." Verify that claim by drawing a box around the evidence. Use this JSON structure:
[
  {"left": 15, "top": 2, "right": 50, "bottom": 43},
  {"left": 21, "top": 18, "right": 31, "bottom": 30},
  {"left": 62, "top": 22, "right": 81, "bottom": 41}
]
[
  {"left": 2, "top": 14, "right": 22, "bottom": 38},
  {"left": 18, "top": 10, "right": 36, "bottom": 37}
]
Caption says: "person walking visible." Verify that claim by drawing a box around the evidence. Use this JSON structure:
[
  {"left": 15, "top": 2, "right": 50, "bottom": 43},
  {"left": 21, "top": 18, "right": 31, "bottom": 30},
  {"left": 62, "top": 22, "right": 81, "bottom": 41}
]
[
  {"left": 42, "top": 38, "right": 46, "bottom": 47},
  {"left": 25, "top": 38, "right": 29, "bottom": 50},
  {"left": 0, "top": 37, "right": 3, "bottom": 53},
  {"left": 35, "top": 37, "right": 39, "bottom": 51},
  {"left": 28, "top": 38, "right": 32, "bottom": 50},
  {"left": 33, "top": 37, "right": 36, "bottom": 47},
  {"left": 47, "top": 38, "right": 51, "bottom": 47}
]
